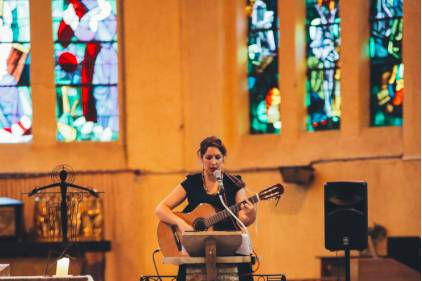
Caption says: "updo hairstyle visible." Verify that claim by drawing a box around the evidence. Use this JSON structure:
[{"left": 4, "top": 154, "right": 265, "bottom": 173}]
[{"left": 198, "top": 136, "right": 227, "bottom": 158}]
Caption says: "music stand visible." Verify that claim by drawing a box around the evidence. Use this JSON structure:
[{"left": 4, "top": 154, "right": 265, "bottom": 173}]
[
  {"left": 182, "top": 231, "right": 243, "bottom": 257},
  {"left": 180, "top": 231, "right": 244, "bottom": 281}
]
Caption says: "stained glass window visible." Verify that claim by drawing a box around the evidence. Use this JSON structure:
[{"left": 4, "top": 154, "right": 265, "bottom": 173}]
[
  {"left": 247, "top": 0, "right": 280, "bottom": 134},
  {"left": 52, "top": 0, "right": 119, "bottom": 142},
  {"left": 369, "top": 0, "right": 403, "bottom": 126},
  {"left": 0, "top": 0, "right": 32, "bottom": 143},
  {"left": 305, "top": 0, "right": 340, "bottom": 132}
]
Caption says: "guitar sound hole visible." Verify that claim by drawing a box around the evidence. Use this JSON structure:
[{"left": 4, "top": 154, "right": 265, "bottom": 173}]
[{"left": 192, "top": 218, "right": 207, "bottom": 231}]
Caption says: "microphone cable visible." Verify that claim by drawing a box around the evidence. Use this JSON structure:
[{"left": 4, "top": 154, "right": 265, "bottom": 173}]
[
  {"left": 217, "top": 193, "right": 254, "bottom": 255},
  {"left": 214, "top": 170, "right": 255, "bottom": 265},
  {"left": 213, "top": 170, "right": 254, "bottom": 255},
  {"left": 152, "top": 248, "right": 163, "bottom": 281}
]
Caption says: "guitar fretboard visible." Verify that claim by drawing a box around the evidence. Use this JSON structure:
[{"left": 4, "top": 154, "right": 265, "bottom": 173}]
[{"left": 204, "top": 194, "right": 259, "bottom": 227}]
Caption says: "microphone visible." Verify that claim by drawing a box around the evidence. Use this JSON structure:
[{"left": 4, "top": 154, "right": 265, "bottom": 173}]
[{"left": 213, "top": 170, "right": 225, "bottom": 194}]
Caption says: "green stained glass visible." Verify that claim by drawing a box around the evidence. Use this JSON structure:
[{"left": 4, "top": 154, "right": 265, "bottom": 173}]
[
  {"left": 305, "top": 0, "right": 341, "bottom": 132},
  {"left": 247, "top": 0, "right": 281, "bottom": 134},
  {"left": 52, "top": 0, "right": 119, "bottom": 142},
  {"left": 369, "top": 0, "right": 403, "bottom": 127}
]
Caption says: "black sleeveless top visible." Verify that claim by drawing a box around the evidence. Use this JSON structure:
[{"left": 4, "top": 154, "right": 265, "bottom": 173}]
[
  {"left": 180, "top": 172, "right": 244, "bottom": 231},
  {"left": 177, "top": 173, "right": 253, "bottom": 281}
]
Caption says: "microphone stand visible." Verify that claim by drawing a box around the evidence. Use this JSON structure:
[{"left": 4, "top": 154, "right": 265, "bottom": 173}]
[{"left": 28, "top": 169, "right": 98, "bottom": 243}]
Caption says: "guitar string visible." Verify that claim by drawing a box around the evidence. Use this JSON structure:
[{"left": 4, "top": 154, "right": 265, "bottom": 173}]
[
  {"left": 204, "top": 194, "right": 259, "bottom": 227},
  {"left": 204, "top": 185, "right": 283, "bottom": 227}
]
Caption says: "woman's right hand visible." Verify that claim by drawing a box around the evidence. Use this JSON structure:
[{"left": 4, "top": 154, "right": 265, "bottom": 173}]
[{"left": 177, "top": 219, "right": 194, "bottom": 233}]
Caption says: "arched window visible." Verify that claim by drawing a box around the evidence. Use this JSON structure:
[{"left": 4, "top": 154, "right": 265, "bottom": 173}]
[
  {"left": 247, "top": 0, "right": 281, "bottom": 134},
  {"left": 52, "top": 0, "right": 119, "bottom": 142},
  {"left": 369, "top": 0, "right": 403, "bottom": 126},
  {"left": 305, "top": 0, "right": 341, "bottom": 132},
  {"left": 0, "top": 0, "right": 32, "bottom": 143}
]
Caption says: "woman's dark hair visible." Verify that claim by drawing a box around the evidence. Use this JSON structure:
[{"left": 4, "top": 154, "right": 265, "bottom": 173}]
[{"left": 198, "top": 136, "right": 227, "bottom": 158}]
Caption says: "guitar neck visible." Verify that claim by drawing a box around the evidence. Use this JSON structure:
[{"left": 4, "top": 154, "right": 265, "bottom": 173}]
[{"left": 205, "top": 194, "right": 259, "bottom": 228}]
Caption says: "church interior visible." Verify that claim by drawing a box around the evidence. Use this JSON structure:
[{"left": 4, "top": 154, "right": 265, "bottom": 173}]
[{"left": 0, "top": 0, "right": 420, "bottom": 281}]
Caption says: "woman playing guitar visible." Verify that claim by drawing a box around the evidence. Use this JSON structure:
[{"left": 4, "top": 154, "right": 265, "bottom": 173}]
[{"left": 155, "top": 136, "right": 256, "bottom": 281}]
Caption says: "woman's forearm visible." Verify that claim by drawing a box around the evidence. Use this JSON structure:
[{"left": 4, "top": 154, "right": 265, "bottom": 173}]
[{"left": 155, "top": 203, "right": 183, "bottom": 226}]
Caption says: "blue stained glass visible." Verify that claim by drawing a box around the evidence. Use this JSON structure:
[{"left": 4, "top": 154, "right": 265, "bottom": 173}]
[
  {"left": 52, "top": 0, "right": 119, "bottom": 142},
  {"left": 247, "top": 0, "right": 281, "bottom": 134},
  {"left": 305, "top": 0, "right": 341, "bottom": 132},
  {"left": 370, "top": 0, "right": 403, "bottom": 127},
  {"left": 0, "top": 0, "right": 32, "bottom": 143}
]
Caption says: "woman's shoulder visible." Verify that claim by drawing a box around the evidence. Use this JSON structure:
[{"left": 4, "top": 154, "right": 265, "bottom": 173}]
[
  {"left": 181, "top": 172, "right": 202, "bottom": 188},
  {"left": 224, "top": 172, "right": 245, "bottom": 189},
  {"left": 185, "top": 172, "right": 202, "bottom": 181}
]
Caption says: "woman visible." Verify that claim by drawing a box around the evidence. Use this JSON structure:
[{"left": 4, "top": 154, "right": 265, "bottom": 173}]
[{"left": 155, "top": 136, "right": 256, "bottom": 281}]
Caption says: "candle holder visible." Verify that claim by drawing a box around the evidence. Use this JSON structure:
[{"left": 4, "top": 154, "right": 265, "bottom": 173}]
[{"left": 33, "top": 192, "right": 104, "bottom": 242}]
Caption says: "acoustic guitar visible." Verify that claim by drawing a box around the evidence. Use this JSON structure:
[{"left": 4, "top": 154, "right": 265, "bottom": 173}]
[{"left": 157, "top": 183, "right": 284, "bottom": 257}]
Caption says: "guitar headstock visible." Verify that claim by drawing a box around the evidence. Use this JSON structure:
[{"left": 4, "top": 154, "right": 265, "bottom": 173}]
[{"left": 258, "top": 183, "right": 284, "bottom": 201}]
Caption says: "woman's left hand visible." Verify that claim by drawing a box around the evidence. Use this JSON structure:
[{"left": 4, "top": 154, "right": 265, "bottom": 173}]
[
  {"left": 240, "top": 199, "right": 255, "bottom": 216},
  {"left": 236, "top": 188, "right": 257, "bottom": 226}
]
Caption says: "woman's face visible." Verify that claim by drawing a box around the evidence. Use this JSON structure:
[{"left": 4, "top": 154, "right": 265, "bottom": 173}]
[{"left": 201, "top": 146, "right": 224, "bottom": 176}]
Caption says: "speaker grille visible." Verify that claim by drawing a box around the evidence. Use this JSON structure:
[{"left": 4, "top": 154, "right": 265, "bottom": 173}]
[{"left": 324, "top": 181, "right": 368, "bottom": 251}]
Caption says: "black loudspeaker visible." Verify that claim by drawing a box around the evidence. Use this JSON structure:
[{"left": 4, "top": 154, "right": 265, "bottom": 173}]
[{"left": 324, "top": 181, "right": 368, "bottom": 251}]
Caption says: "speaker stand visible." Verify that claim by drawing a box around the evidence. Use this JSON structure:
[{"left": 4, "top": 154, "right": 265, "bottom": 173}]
[{"left": 344, "top": 247, "right": 350, "bottom": 281}]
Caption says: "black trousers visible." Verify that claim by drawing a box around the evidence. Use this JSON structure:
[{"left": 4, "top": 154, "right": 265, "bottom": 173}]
[{"left": 177, "top": 263, "right": 253, "bottom": 281}]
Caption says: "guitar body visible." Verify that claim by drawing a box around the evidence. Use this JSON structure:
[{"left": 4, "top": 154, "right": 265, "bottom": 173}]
[
  {"left": 157, "top": 203, "right": 216, "bottom": 257},
  {"left": 157, "top": 183, "right": 284, "bottom": 258}
]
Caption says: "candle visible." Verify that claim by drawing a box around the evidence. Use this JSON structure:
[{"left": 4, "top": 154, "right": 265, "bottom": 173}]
[{"left": 55, "top": 257, "right": 70, "bottom": 276}]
